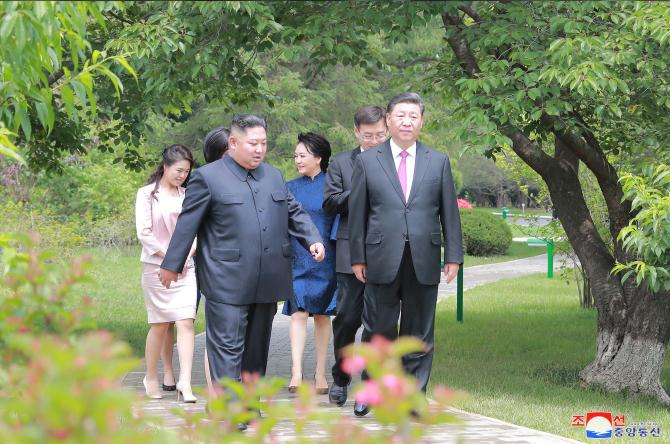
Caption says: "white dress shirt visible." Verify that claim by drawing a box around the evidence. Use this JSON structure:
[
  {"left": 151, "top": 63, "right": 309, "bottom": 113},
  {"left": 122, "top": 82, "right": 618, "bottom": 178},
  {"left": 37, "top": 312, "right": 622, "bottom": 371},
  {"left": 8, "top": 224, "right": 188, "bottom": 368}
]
[{"left": 390, "top": 138, "right": 416, "bottom": 199}]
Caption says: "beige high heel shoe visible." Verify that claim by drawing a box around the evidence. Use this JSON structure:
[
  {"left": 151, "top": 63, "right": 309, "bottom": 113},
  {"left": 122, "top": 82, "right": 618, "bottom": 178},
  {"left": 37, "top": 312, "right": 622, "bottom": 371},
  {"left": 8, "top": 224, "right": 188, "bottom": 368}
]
[
  {"left": 176, "top": 382, "right": 197, "bottom": 403},
  {"left": 288, "top": 373, "right": 303, "bottom": 393},
  {"left": 314, "top": 374, "right": 329, "bottom": 395},
  {"left": 143, "top": 376, "right": 162, "bottom": 399}
]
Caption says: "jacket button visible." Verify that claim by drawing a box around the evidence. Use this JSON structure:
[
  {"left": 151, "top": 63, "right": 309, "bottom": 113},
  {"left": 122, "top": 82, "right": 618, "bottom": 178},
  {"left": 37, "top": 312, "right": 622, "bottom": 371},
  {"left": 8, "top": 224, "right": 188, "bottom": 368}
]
[
  {"left": 264, "top": 247, "right": 269, "bottom": 252},
  {"left": 263, "top": 227, "right": 268, "bottom": 231}
]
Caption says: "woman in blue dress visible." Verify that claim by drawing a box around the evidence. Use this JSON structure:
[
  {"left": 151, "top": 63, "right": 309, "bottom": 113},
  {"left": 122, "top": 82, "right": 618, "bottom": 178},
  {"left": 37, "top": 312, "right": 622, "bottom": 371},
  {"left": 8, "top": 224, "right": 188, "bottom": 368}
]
[{"left": 283, "top": 132, "right": 337, "bottom": 394}]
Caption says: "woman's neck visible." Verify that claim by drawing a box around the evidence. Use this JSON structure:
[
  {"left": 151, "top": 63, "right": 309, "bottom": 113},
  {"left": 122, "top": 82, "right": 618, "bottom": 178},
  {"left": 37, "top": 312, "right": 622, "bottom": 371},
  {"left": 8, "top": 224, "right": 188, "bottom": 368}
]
[
  {"left": 158, "top": 178, "right": 179, "bottom": 195},
  {"left": 306, "top": 169, "right": 321, "bottom": 180}
]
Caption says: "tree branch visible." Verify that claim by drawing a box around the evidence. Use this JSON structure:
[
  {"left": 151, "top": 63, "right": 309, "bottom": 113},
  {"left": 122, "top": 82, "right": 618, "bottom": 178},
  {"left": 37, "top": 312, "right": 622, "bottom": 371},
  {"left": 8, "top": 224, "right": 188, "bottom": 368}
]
[
  {"left": 387, "top": 56, "right": 436, "bottom": 69},
  {"left": 457, "top": 4, "right": 483, "bottom": 25},
  {"left": 441, "top": 12, "right": 480, "bottom": 77},
  {"left": 540, "top": 113, "right": 632, "bottom": 247},
  {"left": 104, "top": 10, "right": 136, "bottom": 26},
  {"left": 48, "top": 69, "right": 64, "bottom": 87}
]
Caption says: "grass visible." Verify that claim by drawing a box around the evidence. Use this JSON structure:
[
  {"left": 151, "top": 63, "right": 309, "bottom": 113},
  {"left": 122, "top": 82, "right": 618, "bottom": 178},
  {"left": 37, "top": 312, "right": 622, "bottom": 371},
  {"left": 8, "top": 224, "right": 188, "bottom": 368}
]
[
  {"left": 73, "top": 246, "right": 206, "bottom": 355},
  {"left": 431, "top": 274, "right": 670, "bottom": 443},
  {"left": 71, "top": 240, "right": 542, "bottom": 354},
  {"left": 464, "top": 241, "right": 544, "bottom": 267}
]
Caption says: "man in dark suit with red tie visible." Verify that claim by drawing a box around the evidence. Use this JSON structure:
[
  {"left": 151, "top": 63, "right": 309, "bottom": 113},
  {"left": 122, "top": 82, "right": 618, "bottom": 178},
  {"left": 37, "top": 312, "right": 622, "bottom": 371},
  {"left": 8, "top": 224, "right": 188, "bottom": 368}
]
[
  {"left": 323, "top": 106, "right": 387, "bottom": 409},
  {"left": 349, "top": 93, "right": 463, "bottom": 416}
]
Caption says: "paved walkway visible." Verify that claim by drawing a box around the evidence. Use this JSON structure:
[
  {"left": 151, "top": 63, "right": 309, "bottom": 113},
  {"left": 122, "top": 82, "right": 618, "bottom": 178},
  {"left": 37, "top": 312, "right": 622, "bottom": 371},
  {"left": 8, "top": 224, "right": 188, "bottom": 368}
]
[{"left": 122, "top": 253, "right": 580, "bottom": 443}]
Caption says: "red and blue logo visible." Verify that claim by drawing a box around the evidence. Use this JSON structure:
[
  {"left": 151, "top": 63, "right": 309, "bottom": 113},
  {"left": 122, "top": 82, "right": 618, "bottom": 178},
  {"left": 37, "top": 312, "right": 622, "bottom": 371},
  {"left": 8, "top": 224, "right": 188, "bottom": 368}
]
[{"left": 585, "top": 412, "right": 612, "bottom": 438}]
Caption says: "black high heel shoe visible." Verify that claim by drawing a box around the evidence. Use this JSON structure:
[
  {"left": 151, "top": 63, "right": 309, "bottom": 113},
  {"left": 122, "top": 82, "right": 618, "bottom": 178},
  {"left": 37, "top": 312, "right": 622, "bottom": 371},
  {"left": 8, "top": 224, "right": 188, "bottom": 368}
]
[{"left": 162, "top": 383, "right": 176, "bottom": 391}]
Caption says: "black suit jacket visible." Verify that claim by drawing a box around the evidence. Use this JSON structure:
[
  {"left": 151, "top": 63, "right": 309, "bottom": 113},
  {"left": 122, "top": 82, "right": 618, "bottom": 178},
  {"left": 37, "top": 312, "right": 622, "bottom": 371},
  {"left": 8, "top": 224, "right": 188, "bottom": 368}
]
[
  {"left": 162, "top": 155, "right": 322, "bottom": 304},
  {"left": 349, "top": 140, "right": 463, "bottom": 285},
  {"left": 323, "top": 147, "right": 360, "bottom": 274}
]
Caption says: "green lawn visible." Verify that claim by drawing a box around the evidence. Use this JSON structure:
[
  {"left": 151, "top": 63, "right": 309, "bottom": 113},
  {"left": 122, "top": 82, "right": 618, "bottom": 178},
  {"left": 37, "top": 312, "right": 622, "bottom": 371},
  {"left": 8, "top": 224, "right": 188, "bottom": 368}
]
[
  {"left": 464, "top": 242, "right": 544, "bottom": 267},
  {"left": 431, "top": 274, "right": 670, "bottom": 443},
  {"left": 76, "top": 243, "right": 541, "bottom": 355},
  {"left": 74, "top": 246, "right": 206, "bottom": 355}
]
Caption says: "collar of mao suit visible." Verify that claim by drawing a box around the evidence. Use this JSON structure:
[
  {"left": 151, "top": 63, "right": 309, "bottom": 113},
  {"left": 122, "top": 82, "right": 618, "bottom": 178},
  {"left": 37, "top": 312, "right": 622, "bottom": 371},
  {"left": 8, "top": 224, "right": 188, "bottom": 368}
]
[{"left": 223, "top": 154, "right": 263, "bottom": 181}]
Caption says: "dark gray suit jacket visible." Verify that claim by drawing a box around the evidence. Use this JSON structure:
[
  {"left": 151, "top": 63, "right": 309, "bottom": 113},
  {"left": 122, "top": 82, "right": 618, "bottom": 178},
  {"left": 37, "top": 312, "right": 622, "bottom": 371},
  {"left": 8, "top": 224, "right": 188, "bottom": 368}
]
[
  {"left": 349, "top": 140, "right": 463, "bottom": 285},
  {"left": 323, "top": 147, "right": 360, "bottom": 274},
  {"left": 162, "top": 155, "right": 322, "bottom": 305}
]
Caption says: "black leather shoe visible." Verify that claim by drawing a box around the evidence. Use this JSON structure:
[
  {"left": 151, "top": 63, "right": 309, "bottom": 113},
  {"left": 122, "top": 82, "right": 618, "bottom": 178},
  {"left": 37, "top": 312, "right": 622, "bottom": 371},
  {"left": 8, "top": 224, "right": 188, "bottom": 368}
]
[
  {"left": 162, "top": 383, "right": 176, "bottom": 391},
  {"left": 353, "top": 401, "right": 370, "bottom": 417},
  {"left": 328, "top": 382, "right": 347, "bottom": 406}
]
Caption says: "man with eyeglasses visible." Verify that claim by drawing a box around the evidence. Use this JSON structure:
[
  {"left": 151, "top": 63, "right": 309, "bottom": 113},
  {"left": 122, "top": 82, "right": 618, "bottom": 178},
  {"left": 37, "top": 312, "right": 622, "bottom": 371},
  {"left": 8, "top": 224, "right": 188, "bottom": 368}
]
[
  {"left": 323, "top": 105, "right": 387, "bottom": 410},
  {"left": 348, "top": 93, "right": 463, "bottom": 417}
]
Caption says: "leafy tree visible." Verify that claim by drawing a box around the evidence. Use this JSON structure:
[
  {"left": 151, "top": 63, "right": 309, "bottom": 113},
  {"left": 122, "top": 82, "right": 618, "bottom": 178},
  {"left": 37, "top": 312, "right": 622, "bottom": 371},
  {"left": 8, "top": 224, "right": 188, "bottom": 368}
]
[
  {"left": 286, "top": 1, "right": 670, "bottom": 403},
  {"left": 0, "top": 1, "right": 136, "bottom": 168}
]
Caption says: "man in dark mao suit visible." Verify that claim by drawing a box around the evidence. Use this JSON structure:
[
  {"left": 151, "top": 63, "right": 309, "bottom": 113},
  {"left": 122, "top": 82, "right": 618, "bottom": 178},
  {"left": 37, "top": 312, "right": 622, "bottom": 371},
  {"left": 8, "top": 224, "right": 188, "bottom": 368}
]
[
  {"left": 323, "top": 105, "right": 387, "bottom": 408},
  {"left": 349, "top": 93, "right": 463, "bottom": 416},
  {"left": 160, "top": 114, "right": 325, "bottom": 388}
]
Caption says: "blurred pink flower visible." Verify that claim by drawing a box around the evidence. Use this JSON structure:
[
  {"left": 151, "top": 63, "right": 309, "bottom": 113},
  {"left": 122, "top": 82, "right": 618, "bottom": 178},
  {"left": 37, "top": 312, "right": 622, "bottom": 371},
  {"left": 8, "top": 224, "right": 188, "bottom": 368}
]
[
  {"left": 341, "top": 355, "right": 366, "bottom": 375},
  {"left": 457, "top": 198, "right": 473, "bottom": 208},
  {"left": 355, "top": 381, "right": 383, "bottom": 406},
  {"left": 381, "top": 374, "right": 404, "bottom": 396},
  {"left": 370, "top": 335, "right": 391, "bottom": 352}
]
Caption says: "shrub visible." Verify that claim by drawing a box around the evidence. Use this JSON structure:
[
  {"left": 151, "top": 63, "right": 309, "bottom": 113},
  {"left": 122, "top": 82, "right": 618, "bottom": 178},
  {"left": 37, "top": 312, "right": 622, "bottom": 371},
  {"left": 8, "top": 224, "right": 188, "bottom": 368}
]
[
  {"left": 0, "top": 233, "right": 463, "bottom": 442},
  {"left": 460, "top": 209, "right": 512, "bottom": 256}
]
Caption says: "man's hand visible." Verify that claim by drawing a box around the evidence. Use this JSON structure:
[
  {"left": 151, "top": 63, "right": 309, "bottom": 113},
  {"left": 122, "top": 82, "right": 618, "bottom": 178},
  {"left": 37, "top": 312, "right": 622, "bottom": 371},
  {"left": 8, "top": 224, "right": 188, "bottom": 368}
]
[
  {"left": 310, "top": 242, "right": 325, "bottom": 262},
  {"left": 158, "top": 268, "right": 179, "bottom": 289},
  {"left": 444, "top": 262, "right": 460, "bottom": 284},
  {"left": 352, "top": 263, "right": 367, "bottom": 283}
]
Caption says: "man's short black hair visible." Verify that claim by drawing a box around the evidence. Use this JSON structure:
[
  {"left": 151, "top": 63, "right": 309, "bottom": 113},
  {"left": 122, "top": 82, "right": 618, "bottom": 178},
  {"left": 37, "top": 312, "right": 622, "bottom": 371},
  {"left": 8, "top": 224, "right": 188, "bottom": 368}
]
[
  {"left": 231, "top": 113, "right": 267, "bottom": 133},
  {"left": 354, "top": 106, "right": 385, "bottom": 128},
  {"left": 386, "top": 92, "right": 425, "bottom": 115}
]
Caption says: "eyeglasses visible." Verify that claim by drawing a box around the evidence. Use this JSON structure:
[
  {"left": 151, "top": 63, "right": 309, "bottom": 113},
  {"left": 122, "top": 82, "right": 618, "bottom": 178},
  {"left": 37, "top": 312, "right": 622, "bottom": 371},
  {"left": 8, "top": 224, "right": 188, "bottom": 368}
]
[{"left": 361, "top": 133, "right": 387, "bottom": 142}]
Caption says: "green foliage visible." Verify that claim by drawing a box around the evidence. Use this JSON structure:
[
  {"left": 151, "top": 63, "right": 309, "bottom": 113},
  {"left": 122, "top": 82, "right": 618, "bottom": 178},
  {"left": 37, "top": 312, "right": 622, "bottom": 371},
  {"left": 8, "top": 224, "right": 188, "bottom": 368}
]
[
  {"left": 460, "top": 209, "right": 512, "bottom": 256},
  {"left": 0, "top": 333, "right": 162, "bottom": 444},
  {"left": 0, "top": 201, "right": 88, "bottom": 255},
  {"left": 0, "top": 233, "right": 94, "bottom": 348},
  {"left": 613, "top": 165, "right": 670, "bottom": 292},
  {"left": 433, "top": 274, "right": 670, "bottom": 442},
  {"left": 0, "top": 235, "right": 461, "bottom": 441},
  {"left": 0, "top": 1, "right": 136, "bottom": 169}
]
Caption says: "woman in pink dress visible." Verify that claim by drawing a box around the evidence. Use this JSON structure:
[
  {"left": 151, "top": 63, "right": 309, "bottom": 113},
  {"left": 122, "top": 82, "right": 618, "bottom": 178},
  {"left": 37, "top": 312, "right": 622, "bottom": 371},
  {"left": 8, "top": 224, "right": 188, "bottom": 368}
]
[{"left": 135, "top": 144, "right": 197, "bottom": 402}]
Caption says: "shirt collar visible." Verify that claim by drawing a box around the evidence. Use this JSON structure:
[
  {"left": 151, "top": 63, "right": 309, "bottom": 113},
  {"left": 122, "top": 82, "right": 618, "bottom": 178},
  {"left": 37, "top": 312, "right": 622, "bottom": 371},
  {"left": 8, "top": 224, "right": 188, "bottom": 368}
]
[
  {"left": 224, "top": 154, "right": 261, "bottom": 181},
  {"left": 390, "top": 138, "right": 416, "bottom": 158}
]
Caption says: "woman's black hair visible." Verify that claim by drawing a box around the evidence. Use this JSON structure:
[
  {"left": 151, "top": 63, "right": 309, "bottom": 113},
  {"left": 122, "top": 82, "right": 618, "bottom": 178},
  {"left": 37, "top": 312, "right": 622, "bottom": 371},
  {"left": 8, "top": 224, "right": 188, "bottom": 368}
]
[
  {"left": 297, "top": 132, "right": 331, "bottom": 172},
  {"left": 203, "top": 126, "right": 230, "bottom": 164},
  {"left": 146, "top": 144, "right": 194, "bottom": 200}
]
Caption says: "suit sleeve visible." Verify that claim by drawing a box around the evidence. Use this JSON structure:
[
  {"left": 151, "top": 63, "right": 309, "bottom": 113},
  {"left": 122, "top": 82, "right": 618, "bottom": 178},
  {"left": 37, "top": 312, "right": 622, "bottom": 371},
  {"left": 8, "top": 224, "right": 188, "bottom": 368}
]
[
  {"left": 161, "top": 170, "right": 211, "bottom": 272},
  {"left": 323, "top": 157, "right": 349, "bottom": 215},
  {"left": 440, "top": 156, "right": 464, "bottom": 264},
  {"left": 287, "top": 189, "right": 323, "bottom": 251},
  {"left": 135, "top": 187, "right": 163, "bottom": 255},
  {"left": 348, "top": 155, "right": 368, "bottom": 265}
]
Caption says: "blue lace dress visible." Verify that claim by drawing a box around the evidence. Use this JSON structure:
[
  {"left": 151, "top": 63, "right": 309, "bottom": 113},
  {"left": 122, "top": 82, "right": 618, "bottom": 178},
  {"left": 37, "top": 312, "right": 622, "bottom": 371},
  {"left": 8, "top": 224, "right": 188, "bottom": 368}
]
[{"left": 282, "top": 172, "right": 337, "bottom": 316}]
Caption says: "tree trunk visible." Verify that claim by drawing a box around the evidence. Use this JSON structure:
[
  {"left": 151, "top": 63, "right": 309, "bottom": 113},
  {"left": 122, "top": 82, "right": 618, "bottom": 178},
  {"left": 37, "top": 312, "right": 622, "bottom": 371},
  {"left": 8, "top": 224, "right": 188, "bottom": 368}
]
[
  {"left": 440, "top": 9, "right": 670, "bottom": 404},
  {"left": 541, "top": 138, "right": 670, "bottom": 403},
  {"left": 580, "top": 283, "right": 670, "bottom": 404}
]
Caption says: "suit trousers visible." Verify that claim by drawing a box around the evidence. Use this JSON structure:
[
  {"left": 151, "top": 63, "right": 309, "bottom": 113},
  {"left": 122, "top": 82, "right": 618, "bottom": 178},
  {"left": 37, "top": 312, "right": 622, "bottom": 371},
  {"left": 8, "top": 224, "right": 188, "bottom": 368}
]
[
  {"left": 205, "top": 299, "right": 277, "bottom": 383},
  {"left": 362, "top": 243, "right": 438, "bottom": 392},
  {"left": 331, "top": 272, "right": 370, "bottom": 386}
]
